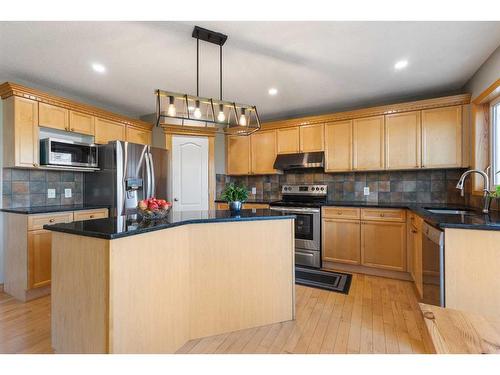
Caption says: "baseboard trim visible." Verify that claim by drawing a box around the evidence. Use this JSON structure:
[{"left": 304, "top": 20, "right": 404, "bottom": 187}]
[{"left": 322, "top": 261, "right": 412, "bottom": 282}]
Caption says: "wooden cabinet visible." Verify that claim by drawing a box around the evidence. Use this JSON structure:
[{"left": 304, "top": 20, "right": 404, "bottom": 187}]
[
  {"left": 361, "top": 220, "right": 406, "bottom": 271},
  {"left": 385, "top": 111, "right": 421, "bottom": 169},
  {"left": 28, "top": 229, "right": 52, "bottom": 289},
  {"left": 2, "top": 96, "right": 39, "bottom": 168},
  {"left": 73, "top": 208, "right": 109, "bottom": 222},
  {"left": 69, "top": 111, "right": 95, "bottom": 135},
  {"left": 299, "top": 124, "right": 324, "bottom": 152},
  {"left": 226, "top": 135, "right": 251, "bottom": 175},
  {"left": 126, "top": 125, "right": 152, "bottom": 145},
  {"left": 39, "top": 102, "right": 69, "bottom": 131},
  {"left": 324, "top": 120, "right": 352, "bottom": 172},
  {"left": 95, "top": 117, "right": 126, "bottom": 144},
  {"left": 277, "top": 127, "right": 300, "bottom": 154},
  {"left": 353, "top": 115, "right": 385, "bottom": 170},
  {"left": 421, "top": 105, "right": 462, "bottom": 168},
  {"left": 322, "top": 218, "right": 360, "bottom": 265},
  {"left": 408, "top": 212, "right": 423, "bottom": 298},
  {"left": 361, "top": 208, "right": 406, "bottom": 222},
  {"left": 323, "top": 206, "right": 360, "bottom": 220},
  {"left": 251, "top": 130, "right": 277, "bottom": 174},
  {"left": 216, "top": 202, "right": 269, "bottom": 210}
]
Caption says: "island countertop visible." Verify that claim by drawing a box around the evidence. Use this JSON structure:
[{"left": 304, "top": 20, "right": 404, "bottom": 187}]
[{"left": 43, "top": 209, "right": 295, "bottom": 239}]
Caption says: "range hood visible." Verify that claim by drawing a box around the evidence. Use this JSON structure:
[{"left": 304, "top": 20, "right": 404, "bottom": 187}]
[{"left": 273, "top": 152, "right": 324, "bottom": 170}]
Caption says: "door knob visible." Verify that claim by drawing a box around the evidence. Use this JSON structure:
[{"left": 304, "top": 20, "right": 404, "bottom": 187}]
[{"left": 174, "top": 198, "right": 178, "bottom": 202}]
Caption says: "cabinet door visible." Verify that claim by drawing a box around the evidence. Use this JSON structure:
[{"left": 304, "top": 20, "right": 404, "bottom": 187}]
[
  {"left": 69, "top": 111, "right": 95, "bottom": 135},
  {"left": 361, "top": 221, "right": 406, "bottom": 271},
  {"left": 385, "top": 111, "right": 421, "bottom": 169},
  {"left": 126, "top": 125, "right": 152, "bottom": 145},
  {"left": 324, "top": 120, "right": 352, "bottom": 172},
  {"left": 3, "top": 96, "right": 39, "bottom": 168},
  {"left": 353, "top": 116, "right": 385, "bottom": 170},
  {"left": 39, "top": 102, "right": 69, "bottom": 131},
  {"left": 95, "top": 118, "right": 126, "bottom": 144},
  {"left": 300, "top": 124, "right": 324, "bottom": 152},
  {"left": 322, "top": 218, "right": 360, "bottom": 265},
  {"left": 28, "top": 229, "right": 52, "bottom": 289},
  {"left": 277, "top": 127, "right": 300, "bottom": 154},
  {"left": 226, "top": 135, "right": 250, "bottom": 175},
  {"left": 251, "top": 130, "right": 277, "bottom": 174},
  {"left": 421, "top": 106, "right": 462, "bottom": 168},
  {"left": 413, "top": 223, "right": 423, "bottom": 298}
]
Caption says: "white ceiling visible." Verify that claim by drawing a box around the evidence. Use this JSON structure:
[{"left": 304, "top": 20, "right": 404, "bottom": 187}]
[{"left": 1, "top": 21, "right": 499, "bottom": 121}]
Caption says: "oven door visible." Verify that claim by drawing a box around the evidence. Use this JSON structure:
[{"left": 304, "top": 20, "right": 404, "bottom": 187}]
[
  {"left": 269, "top": 206, "right": 320, "bottom": 251},
  {"left": 46, "top": 139, "right": 98, "bottom": 167}
]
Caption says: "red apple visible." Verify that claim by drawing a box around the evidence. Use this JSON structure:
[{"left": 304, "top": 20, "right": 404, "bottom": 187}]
[{"left": 138, "top": 200, "right": 148, "bottom": 210}]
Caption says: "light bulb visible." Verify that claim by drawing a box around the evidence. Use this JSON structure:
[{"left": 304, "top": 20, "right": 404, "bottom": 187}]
[
  {"left": 167, "top": 96, "right": 176, "bottom": 117},
  {"left": 239, "top": 108, "right": 247, "bottom": 126},
  {"left": 217, "top": 104, "right": 225, "bottom": 122},
  {"left": 194, "top": 100, "right": 202, "bottom": 119}
]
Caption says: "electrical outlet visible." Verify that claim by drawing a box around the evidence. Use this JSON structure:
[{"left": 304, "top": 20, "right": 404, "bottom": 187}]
[
  {"left": 363, "top": 187, "right": 370, "bottom": 196},
  {"left": 251, "top": 187, "right": 257, "bottom": 195},
  {"left": 64, "top": 188, "right": 72, "bottom": 198},
  {"left": 47, "top": 189, "right": 56, "bottom": 199}
]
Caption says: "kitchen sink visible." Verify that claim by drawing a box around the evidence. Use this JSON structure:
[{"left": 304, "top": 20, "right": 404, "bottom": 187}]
[{"left": 424, "top": 208, "right": 475, "bottom": 215}]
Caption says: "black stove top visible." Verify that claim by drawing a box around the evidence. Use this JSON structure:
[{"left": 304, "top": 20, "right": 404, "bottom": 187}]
[{"left": 270, "top": 199, "right": 326, "bottom": 208}]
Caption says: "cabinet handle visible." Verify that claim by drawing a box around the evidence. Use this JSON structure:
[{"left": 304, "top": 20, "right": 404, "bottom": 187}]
[
  {"left": 49, "top": 219, "right": 55, "bottom": 223},
  {"left": 33, "top": 163, "right": 39, "bottom": 167},
  {"left": 337, "top": 211, "right": 342, "bottom": 215},
  {"left": 411, "top": 229, "right": 417, "bottom": 233},
  {"left": 70, "top": 128, "right": 74, "bottom": 132},
  {"left": 380, "top": 213, "right": 385, "bottom": 217},
  {"left": 90, "top": 215, "right": 94, "bottom": 218}
]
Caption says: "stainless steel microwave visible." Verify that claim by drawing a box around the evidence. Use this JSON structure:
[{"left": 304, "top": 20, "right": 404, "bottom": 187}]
[{"left": 40, "top": 138, "right": 98, "bottom": 168}]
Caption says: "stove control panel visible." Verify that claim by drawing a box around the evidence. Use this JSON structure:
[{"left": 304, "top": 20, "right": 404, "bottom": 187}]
[{"left": 281, "top": 184, "right": 327, "bottom": 196}]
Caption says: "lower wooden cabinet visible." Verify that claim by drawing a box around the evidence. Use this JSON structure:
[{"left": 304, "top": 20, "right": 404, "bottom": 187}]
[
  {"left": 360, "top": 220, "right": 406, "bottom": 271},
  {"left": 408, "top": 213, "right": 423, "bottom": 298},
  {"left": 216, "top": 202, "right": 269, "bottom": 210},
  {"left": 28, "top": 229, "right": 52, "bottom": 289},
  {"left": 322, "top": 218, "right": 360, "bottom": 264}
]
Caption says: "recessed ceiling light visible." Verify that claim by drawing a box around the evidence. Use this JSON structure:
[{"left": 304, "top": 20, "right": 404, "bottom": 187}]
[
  {"left": 268, "top": 88, "right": 278, "bottom": 96},
  {"left": 91, "top": 63, "right": 106, "bottom": 74},
  {"left": 394, "top": 60, "right": 408, "bottom": 70}
]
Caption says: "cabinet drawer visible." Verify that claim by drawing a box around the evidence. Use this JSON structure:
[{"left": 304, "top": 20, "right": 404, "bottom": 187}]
[
  {"left": 361, "top": 208, "right": 406, "bottom": 222},
  {"left": 323, "top": 206, "right": 360, "bottom": 220},
  {"left": 216, "top": 202, "right": 269, "bottom": 210},
  {"left": 73, "top": 208, "right": 108, "bottom": 222},
  {"left": 28, "top": 212, "right": 74, "bottom": 230}
]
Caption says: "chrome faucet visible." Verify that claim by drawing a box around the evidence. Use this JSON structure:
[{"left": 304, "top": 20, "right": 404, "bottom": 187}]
[{"left": 456, "top": 168, "right": 491, "bottom": 214}]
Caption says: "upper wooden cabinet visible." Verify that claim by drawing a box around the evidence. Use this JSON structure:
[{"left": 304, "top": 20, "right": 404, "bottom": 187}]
[
  {"left": 385, "top": 111, "right": 421, "bottom": 170},
  {"left": 277, "top": 127, "right": 300, "bottom": 154},
  {"left": 421, "top": 105, "right": 462, "bottom": 168},
  {"left": 2, "top": 96, "right": 39, "bottom": 168},
  {"left": 353, "top": 115, "right": 385, "bottom": 170},
  {"left": 226, "top": 134, "right": 251, "bottom": 175},
  {"left": 251, "top": 130, "right": 277, "bottom": 174},
  {"left": 38, "top": 102, "right": 69, "bottom": 131},
  {"left": 300, "top": 123, "right": 324, "bottom": 152},
  {"left": 126, "top": 125, "right": 152, "bottom": 145},
  {"left": 69, "top": 111, "right": 95, "bottom": 135},
  {"left": 95, "top": 117, "right": 126, "bottom": 145},
  {"left": 324, "top": 120, "right": 352, "bottom": 172}
]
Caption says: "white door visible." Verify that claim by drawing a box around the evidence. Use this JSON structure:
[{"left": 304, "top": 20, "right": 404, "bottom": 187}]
[{"left": 172, "top": 135, "right": 209, "bottom": 211}]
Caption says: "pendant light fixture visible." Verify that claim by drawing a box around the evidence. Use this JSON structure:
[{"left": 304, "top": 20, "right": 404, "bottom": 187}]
[{"left": 155, "top": 26, "right": 261, "bottom": 136}]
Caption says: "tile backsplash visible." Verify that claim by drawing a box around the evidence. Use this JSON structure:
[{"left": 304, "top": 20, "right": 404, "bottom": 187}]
[
  {"left": 217, "top": 169, "right": 471, "bottom": 205},
  {"left": 2, "top": 168, "right": 84, "bottom": 208}
]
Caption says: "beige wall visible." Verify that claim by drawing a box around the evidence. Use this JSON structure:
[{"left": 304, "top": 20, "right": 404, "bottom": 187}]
[{"left": 463, "top": 45, "right": 500, "bottom": 100}]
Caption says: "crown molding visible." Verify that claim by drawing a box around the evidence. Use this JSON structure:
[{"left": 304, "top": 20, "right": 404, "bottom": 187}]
[
  {"left": 0, "top": 81, "right": 153, "bottom": 130},
  {"left": 262, "top": 93, "right": 472, "bottom": 130},
  {"left": 161, "top": 124, "right": 217, "bottom": 137}
]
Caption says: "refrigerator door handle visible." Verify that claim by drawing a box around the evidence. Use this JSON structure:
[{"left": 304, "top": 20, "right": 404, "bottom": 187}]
[
  {"left": 144, "top": 149, "right": 152, "bottom": 199},
  {"left": 116, "top": 141, "right": 125, "bottom": 217},
  {"left": 149, "top": 148, "right": 156, "bottom": 198}
]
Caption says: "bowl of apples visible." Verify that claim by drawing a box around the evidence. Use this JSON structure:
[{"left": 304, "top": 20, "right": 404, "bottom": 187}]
[{"left": 137, "top": 198, "right": 172, "bottom": 220}]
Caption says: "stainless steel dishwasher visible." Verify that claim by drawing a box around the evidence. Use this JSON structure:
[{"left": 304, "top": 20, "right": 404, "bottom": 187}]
[{"left": 422, "top": 222, "right": 445, "bottom": 307}]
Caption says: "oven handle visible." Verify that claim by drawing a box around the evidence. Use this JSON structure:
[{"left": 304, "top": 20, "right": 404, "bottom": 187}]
[{"left": 269, "top": 206, "right": 320, "bottom": 213}]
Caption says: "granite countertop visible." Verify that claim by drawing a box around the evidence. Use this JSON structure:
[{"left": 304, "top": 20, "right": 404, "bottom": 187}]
[
  {"left": 43, "top": 209, "right": 296, "bottom": 239},
  {"left": 0, "top": 204, "right": 110, "bottom": 215},
  {"left": 321, "top": 201, "right": 500, "bottom": 231}
]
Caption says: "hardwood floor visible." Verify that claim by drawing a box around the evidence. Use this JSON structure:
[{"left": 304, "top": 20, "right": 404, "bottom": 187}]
[{"left": 0, "top": 273, "right": 433, "bottom": 354}]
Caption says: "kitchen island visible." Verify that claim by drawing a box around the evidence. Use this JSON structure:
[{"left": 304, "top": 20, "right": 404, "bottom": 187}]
[{"left": 44, "top": 210, "right": 295, "bottom": 354}]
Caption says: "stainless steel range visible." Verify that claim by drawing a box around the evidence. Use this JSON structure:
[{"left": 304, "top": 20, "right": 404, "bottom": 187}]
[{"left": 270, "top": 184, "right": 327, "bottom": 269}]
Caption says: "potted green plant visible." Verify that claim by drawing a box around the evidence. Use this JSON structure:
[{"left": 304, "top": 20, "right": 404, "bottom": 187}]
[{"left": 220, "top": 182, "right": 248, "bottom": 212}]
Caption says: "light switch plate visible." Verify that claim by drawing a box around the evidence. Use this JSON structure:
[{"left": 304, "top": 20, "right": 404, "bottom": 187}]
[
  {"left": 251, "top": 187, "right": 257, "bottom": 195},
  {"left": 64, "top": 188, "right": 72, "bottom": 198},
  {"left": 363, "top": 187, "right": 370, "bottom": 196},
  {"left": 47, "top": 189, "right": 56, "bottom": 199}
]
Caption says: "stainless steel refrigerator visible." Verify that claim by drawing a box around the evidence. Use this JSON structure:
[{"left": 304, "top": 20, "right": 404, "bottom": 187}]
[{"left": 84, "top": 141, "right": 169, "bottom": 217}]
